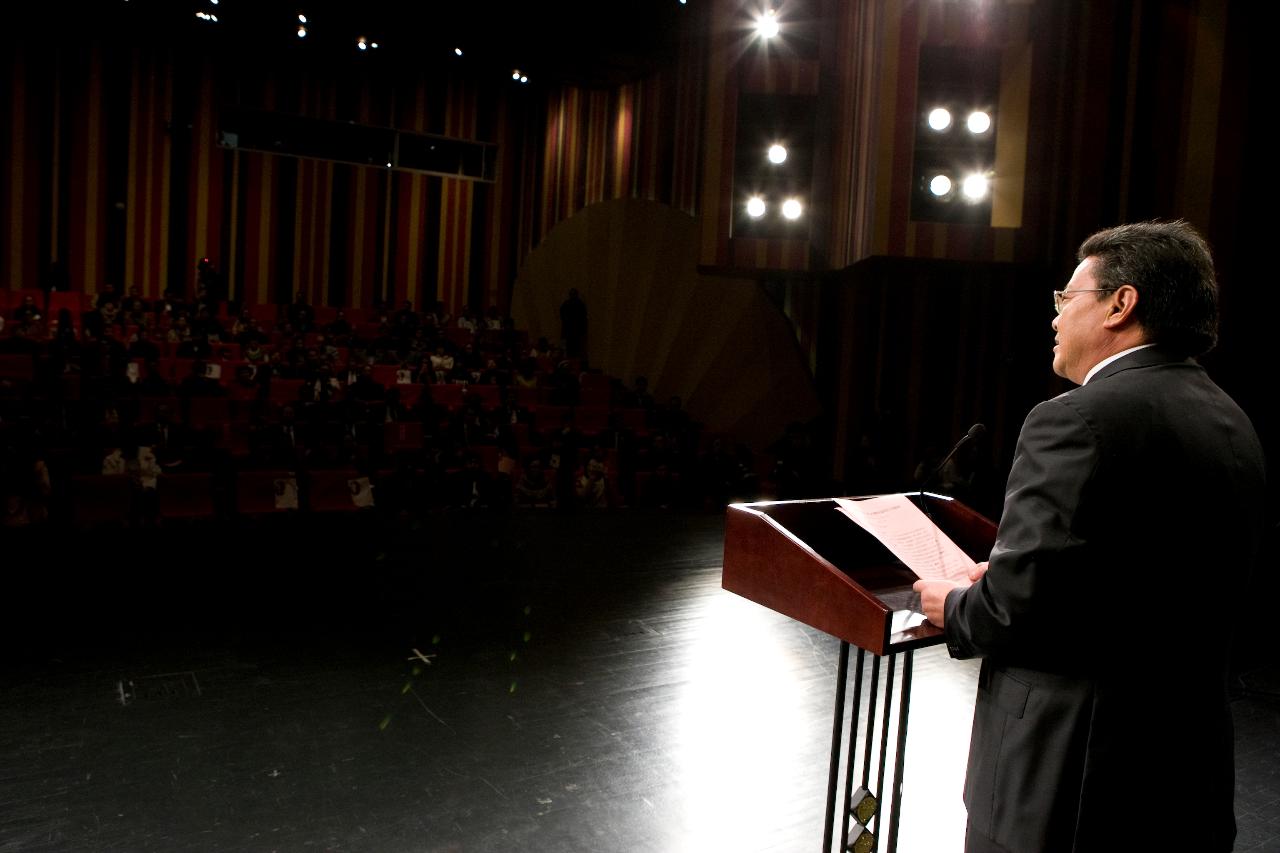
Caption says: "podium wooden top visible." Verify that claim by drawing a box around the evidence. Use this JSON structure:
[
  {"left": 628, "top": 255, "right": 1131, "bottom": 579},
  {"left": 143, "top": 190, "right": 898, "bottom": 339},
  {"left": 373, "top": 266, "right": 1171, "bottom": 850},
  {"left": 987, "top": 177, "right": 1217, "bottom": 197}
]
[{"left": 721, "top": 493, "right": 996, "bottom": 655}]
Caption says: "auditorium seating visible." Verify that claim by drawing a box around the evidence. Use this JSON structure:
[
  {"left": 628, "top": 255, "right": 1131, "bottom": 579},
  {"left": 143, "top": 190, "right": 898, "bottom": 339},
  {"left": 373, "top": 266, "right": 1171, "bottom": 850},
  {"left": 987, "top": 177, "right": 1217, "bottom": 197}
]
[{"left": 2, "top": 294, "right": 733, "bottom": 527}]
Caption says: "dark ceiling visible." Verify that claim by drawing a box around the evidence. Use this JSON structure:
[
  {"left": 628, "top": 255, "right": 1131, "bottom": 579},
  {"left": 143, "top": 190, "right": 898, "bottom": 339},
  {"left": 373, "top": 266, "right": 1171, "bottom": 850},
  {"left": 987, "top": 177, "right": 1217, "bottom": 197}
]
[{"left": 30, "top": 0, "right": 691, "bottom": 89}]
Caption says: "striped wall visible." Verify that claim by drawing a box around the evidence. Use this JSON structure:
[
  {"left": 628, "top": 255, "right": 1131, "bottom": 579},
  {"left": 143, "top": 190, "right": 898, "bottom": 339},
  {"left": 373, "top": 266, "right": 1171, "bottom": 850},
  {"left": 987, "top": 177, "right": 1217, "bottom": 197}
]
[
  {"left": 3, "top": 2, "right": 1248, "bottom": 349},
  {"left": 2, "top": 17, "right": 708, "bottom": 315},
  {"left": 524, "top": 67, "right": 704, "bottom": 257}
]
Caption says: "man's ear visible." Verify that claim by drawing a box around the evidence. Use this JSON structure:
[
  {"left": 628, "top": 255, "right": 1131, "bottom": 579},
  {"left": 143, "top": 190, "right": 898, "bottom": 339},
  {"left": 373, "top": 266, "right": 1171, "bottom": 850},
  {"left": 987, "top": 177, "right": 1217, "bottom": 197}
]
[{"left": 1102, "top": 284, "right": 1140, "bottom": 329}]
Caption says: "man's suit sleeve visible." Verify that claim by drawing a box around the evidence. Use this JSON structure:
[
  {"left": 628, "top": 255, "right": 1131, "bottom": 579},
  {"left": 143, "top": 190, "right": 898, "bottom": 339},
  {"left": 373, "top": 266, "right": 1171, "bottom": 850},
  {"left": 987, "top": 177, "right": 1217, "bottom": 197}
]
[{"left": 943, "top": 397, "right": 1101, "bottom": 660}]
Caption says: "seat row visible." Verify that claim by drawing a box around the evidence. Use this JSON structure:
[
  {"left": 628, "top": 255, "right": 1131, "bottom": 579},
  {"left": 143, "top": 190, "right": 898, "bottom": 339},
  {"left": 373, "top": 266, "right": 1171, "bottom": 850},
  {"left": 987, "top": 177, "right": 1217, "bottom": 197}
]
[
  {"left": 68, "top": 468, "right": 374, "bottom": 526},
  {"left": 63, "top": 456, "right": 678, "bottom": 526}
]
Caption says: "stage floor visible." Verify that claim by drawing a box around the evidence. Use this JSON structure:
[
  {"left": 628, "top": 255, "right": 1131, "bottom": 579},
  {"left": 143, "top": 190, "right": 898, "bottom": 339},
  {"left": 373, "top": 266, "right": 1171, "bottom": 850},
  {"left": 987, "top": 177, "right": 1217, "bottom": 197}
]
[{"left": 2, "top": 510, "right": 1277, "bottom": 852}]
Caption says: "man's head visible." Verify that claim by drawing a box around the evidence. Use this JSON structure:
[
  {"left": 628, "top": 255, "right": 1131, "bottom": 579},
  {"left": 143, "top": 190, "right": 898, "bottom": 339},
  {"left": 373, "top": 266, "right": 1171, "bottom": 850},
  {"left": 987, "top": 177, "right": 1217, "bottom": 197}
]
[
  {"left": 1076, "top": 219, "right": 1218, "bottom": 358},
  {"left": 1052, "top": 220, "right": 1217, "bottom": 383}
]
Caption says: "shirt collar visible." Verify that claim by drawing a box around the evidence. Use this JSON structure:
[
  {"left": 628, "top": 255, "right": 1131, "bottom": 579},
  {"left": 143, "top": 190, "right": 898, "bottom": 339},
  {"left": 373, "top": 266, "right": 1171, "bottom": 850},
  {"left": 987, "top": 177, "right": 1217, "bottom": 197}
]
[{"left": 1083, "top": 343, "right": 1157, "bottom": 384}]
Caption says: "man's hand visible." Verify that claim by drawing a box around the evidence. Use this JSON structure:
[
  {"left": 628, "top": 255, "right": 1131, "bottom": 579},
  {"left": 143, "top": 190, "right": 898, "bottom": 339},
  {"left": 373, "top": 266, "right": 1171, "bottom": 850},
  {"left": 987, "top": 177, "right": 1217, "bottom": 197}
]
[
  {"left": 968, "top": 561, "right": 989, "bottom": 583},
  {"left": 911, "top": 579, "right": 969, "bottom": 628}
]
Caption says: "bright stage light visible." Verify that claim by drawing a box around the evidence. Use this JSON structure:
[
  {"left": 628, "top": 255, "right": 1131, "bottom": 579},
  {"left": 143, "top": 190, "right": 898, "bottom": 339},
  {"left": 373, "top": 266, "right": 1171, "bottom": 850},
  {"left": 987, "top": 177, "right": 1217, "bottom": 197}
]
[
  {"left": 781, "top": 198, "right": 802, "bottom": 220},
  {"left": 767, "top": 144, "right": 787, "bottom": 164},
  {"left": 966, "top": 111, "right": 992, "bottom": 134},
  {"left": 961, "top": 173, "right": 990, "bottom": 201},
  {"left": 756, "top": 10, "right": 780, "bottom": 39},
  {"left": 929, "top": 175, "right": 952, "bottom": 197},
  {"left": 746, "top": 196, "right": 767, "bottom": 218},
  {"left": 928, "top": 108, "right": 952, "bottom": 131}
]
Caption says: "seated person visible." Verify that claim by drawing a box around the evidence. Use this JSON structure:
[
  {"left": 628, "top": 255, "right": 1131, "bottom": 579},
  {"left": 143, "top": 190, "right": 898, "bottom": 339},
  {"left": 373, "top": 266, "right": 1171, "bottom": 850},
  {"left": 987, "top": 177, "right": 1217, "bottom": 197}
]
[
  {"left": 456, "top": 307, "right": 478, "bottom": 332},
  {"left": 127, "top": 328, "right": 161, "bottom": 362},
  {"left": 484, "top": 305, "right": 506, "bottom": 331},
  {"left": 179, "top": 360, "right": 225, "bottom": 398},
  {"left": 243, "top": 340, "right": 269, "bottom": 365},
  {"left": 324, "top": 309, "right": 353, "bottom": 339},
  {"left": 98, "top": 298, "right": 122, "bottom": 332},
  {"left": 176, "top": 333, "right": 213, "bottom": 359},
  {"left": 122, "top": 287, "right": 150, "bottom": 324},
  {"left": 514, "top": 459, "right": 556, "bottom": 508},
  {"left": 452, "top": 451, "right": 494, "bottom": 509},
  {"left": 575, "top": 456, "right": 610, "bottom": 509},
  {"left": 428, "top": 345, "right": 455, "bottom": 383}
]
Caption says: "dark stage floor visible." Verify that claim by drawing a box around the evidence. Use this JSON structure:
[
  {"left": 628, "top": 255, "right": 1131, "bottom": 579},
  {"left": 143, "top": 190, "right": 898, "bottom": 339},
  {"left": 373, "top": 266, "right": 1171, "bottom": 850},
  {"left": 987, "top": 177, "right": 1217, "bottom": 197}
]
[{"left": 2, "top": 511, "right": 1278, "bottom": 852}]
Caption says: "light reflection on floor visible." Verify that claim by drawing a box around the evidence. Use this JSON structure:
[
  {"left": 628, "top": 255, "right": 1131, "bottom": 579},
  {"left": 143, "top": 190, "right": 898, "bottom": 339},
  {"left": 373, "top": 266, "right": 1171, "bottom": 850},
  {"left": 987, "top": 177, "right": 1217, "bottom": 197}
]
[{"left": 672, "top": 587, "right": 981, "bottom": 853}]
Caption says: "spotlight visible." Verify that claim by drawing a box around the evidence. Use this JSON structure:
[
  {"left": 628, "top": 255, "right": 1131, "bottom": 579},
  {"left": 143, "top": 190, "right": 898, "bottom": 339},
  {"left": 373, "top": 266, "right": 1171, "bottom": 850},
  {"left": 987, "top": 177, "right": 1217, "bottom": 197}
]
[
  {"left": 961, "top": 173, "right": 990, "bottom": 201},
  {"left": 298, "top": 14, "right": 307, "bottom": 23},
  {"left": 928, "top": 174, "right": 952, "bottom": 197},
  {"left": 927, "top": 108, "right": 951, "bottom": 131},
  {"left": 767, "top": 144, "right": 787, "bottom": 165},
  {"left": 781, "top": 198, "right": 803, "bottom": 220},
  {"left": 966, "top": 111, "right": 992, "bottom": 134},
  {"left": 297, "top": 26, "right": 307, "bottom": 38},
  {"left": 357, "top": 37, "right": 367, "bottom": 50},
  {"left": 454, "top": 48, "right": 463, "bottom": 56},
  {"left": 746, "top": 196, "right": 766, "bottom": 218},
  {"left": 512, "top": 69, "right": 521, "bottom": 80},
  {"left": 756, "top": 10, "right": 780, "bottom": 39}
]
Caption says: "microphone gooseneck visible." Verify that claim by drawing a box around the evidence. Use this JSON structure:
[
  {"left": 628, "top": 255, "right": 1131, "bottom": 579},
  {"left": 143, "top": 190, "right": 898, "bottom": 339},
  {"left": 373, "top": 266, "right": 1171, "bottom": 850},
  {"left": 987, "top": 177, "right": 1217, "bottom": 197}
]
[{"left": 917, "top": 423, "right": 986, "bottom": 511}]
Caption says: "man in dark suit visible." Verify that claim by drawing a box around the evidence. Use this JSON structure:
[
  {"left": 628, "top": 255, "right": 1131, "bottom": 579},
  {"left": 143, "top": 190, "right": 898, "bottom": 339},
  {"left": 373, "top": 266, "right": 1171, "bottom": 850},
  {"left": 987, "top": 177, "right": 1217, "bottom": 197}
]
[{"left": 914, "top": 220, "right": 1267, "bottom": 853}]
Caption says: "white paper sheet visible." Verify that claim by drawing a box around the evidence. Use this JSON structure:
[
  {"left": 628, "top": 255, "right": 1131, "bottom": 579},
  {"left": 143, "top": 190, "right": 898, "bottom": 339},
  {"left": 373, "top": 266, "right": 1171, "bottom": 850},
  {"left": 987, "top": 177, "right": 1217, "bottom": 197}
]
[{"left": 834, "top": 494, "right": 975, "bottom": 582}]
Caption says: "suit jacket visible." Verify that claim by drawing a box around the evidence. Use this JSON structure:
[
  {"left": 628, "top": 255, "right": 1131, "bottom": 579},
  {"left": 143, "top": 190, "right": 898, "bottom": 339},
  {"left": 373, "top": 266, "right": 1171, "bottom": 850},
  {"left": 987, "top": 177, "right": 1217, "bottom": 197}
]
[{"left": 944, "top": 346, "right": 1266, "bottom": 853}]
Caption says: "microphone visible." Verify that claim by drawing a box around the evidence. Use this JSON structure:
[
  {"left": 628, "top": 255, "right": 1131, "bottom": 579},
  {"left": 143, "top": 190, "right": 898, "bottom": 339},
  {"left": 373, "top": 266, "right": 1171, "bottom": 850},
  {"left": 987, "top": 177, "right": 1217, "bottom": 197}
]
[{"left": 916, "top": 423, "right": 985, "bottom": 509}]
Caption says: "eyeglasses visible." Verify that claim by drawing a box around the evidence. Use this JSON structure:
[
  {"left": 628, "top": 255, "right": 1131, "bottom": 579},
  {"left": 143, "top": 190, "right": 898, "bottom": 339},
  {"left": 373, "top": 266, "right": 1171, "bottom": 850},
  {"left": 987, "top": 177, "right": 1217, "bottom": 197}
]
[{"left": 1053, "top": 288, "right": 1117, "bottom": 314}]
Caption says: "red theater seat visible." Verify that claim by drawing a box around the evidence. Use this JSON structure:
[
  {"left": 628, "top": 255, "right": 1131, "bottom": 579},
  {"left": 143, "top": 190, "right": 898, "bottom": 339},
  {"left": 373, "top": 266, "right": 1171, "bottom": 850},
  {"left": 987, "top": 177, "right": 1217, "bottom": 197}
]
[
  {"left": 308, "top": 469, "right": 372, "bottom": 513},
  {"left": 70, "top": 474, "right": 132, "bottom": 527},
  {"left": 384, "top": 421, "right": 424, "bottom": 453},
  {"left": 235, "top": 470, "right": 299, "bottom": 516},
  {"left": 157, "top": 472, "right": 216, "bottom": 521}
]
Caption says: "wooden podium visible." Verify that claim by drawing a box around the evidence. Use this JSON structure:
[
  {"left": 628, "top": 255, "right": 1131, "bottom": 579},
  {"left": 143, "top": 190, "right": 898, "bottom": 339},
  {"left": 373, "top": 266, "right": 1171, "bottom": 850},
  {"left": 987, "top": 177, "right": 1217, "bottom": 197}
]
[{"left": 722, "top": 493, "right": 996, "bottom": 853}]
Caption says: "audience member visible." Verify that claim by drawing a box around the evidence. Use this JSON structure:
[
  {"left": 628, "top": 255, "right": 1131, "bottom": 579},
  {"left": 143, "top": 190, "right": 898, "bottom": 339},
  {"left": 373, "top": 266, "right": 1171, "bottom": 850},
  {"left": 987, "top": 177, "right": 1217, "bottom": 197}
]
[
  {"left": 515, "top": 459, "right": 556, "bottom": 508},
  {"left": 452, "top": 451, "right": 494, "bottom": 509},
  {"left": 288, "top": 291, "right": 315, "bottom": 332},
  {"left": 559, "top": 288, "right": 587, "bottom": 358},
  {"left": 126, "top": 444, "right": 161, "bottom": 526},
  {"left": 575, "top": 453, "right": 609, "bottom": 508}
]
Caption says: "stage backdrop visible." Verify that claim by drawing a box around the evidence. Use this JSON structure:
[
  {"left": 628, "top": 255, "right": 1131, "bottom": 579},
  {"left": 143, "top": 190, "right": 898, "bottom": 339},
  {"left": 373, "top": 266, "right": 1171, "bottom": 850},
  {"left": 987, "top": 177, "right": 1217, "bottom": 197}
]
[{"left": 513, "top": 198, "right": 821, "bottom": 454}]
